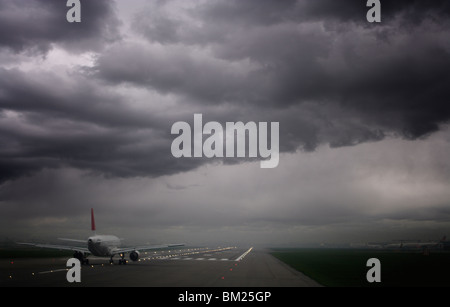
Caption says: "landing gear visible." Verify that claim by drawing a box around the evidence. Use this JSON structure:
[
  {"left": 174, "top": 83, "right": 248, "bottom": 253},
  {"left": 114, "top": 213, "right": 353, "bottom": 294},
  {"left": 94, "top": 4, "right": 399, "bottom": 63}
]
[
  {"left": 118, "top": 259, "right": 127, "bottom": 265},
  {"left": 109, "top": 254, "right": 128, "bottom": 265},
  {"left": 118, "top": 253, "right": 127, "bottom": 265},
  {"left": 73, "top": 251, "right": 89, "bottom": 265}
]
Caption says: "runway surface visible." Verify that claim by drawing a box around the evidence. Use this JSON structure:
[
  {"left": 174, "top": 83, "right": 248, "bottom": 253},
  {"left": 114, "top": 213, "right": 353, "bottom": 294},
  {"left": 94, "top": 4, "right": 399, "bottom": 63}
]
[{"left": 1, "top": 247, "right": 321, "bottom": 287}]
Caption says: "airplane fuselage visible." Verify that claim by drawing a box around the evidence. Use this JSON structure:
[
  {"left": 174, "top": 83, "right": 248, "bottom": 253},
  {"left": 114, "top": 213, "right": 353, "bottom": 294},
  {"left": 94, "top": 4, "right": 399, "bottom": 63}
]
[{"left": 87, "top": 235, "right": 121, "bottom": 257}]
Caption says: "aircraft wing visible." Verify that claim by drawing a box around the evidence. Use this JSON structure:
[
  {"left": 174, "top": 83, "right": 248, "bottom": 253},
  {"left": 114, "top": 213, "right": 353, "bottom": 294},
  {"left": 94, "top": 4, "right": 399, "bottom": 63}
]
[
  {"left": 58, "top": 238, "right": 87, "bottom": 244},
  {"left": 113, "top": 243, "right": 185, "bottom": 254},
  {"left": 17, "top": 242, "right": 90, "bottom": 253}
]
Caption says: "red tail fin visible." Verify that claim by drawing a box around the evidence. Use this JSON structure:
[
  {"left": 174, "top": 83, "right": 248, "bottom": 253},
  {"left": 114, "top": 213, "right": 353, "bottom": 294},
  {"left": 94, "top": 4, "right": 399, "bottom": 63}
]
[{"left": 91, "top": 208, "right": 96, "bottom": 231}]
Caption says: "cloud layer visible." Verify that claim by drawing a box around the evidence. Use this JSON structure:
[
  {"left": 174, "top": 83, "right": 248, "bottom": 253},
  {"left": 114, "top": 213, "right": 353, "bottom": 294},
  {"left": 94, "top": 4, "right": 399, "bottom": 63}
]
[
  {"left": 1, "top": 0, "right": 450, "bottom": 244},
  {"left": 1, "top": 0, "right": 450, "bottom": 183}
]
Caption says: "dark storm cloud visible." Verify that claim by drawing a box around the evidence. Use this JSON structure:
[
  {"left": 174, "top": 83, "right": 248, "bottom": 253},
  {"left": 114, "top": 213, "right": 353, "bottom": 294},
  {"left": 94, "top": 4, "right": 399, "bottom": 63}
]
[
  {"left": 132, "top": 0, "right": 450, "bottom": 45},
  {"left": 293, "top": 0, "right": 450, "bottom": 24},
  {"left": 93, "top": 42, "right": 252, "bottom": 104},
  {"left": 0, "top": 67, "right": 197, "bottom": 182},
  {"left": 124, "top": 0, "right": 450, "bottom": 140},
  {"left": 1, "top": 0, "right": 450, "bottom": 185},
  {"left": 0, "top": 68, "right": 164, "bottom": 129},
  {"left": 0, "top": 0, "right": 120, "bottom": 54}
]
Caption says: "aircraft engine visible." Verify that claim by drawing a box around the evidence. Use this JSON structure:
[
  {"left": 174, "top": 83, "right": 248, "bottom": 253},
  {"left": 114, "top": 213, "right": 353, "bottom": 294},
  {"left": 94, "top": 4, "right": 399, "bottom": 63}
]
[{"left": 130, "top": 251, "right": 140, "bottom": 261}]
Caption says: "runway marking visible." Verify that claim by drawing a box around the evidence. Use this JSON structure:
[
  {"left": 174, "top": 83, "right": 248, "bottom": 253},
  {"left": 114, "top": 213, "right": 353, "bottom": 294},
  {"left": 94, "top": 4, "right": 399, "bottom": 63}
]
[
  {"left": 136, "top": 247, "right": 240, "bottom": 262},
  {"left": 38, "top": 269, "right": 68, "bottom": 274},
  {"left": 167, "top": 256, "right": 233, "bottom": 261},
  {"left": 235, "top": 247, "right": 253, "bottom": 261}
]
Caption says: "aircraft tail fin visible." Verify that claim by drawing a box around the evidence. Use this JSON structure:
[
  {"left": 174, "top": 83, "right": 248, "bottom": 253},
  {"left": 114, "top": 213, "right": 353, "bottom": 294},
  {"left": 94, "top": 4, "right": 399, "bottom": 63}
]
[{"left": 91, "top": 208, "right": 96, "bottom": 232}]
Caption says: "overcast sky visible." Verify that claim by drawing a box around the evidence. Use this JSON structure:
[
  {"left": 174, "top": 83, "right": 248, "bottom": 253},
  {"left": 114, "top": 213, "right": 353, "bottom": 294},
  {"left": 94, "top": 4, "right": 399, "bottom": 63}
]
[{"left": 1, "top": 0, "right": 450, "bottom": 247}]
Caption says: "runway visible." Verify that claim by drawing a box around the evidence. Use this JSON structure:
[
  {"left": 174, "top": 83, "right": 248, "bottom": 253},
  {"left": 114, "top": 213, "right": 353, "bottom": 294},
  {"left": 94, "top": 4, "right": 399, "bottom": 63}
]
[{"left": 1, "top": 247, "right": 321, "bottom": 287}]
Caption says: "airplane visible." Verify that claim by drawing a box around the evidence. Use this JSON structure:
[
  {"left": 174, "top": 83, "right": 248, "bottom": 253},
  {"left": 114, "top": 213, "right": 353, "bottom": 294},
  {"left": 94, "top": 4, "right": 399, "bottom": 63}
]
[
  {"left": 18, "top": 208, "right": 184, "bottom": 265},
  {"left": 393, "top": 236, "right": 446, "bottom": 250},
  {"left": 368, "top": 236, "right": 447, "bottom": 251}
]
